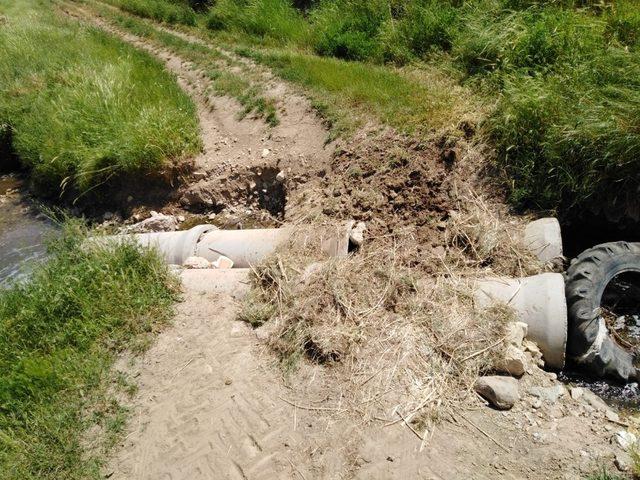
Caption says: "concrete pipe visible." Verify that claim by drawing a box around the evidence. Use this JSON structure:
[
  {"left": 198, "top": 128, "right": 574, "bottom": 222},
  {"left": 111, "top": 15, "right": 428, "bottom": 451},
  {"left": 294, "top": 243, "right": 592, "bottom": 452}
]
[
  {"left": 523, "top": 218, "right": 563, "bottom": 263},
  {"left": 474, "top": 273, "right": 568, "bottom": 369},
  {"left": 194, "top": 226, "right": 350, "bottom": 268},
  {"left": 129, "top": 224, "right": 216, "bottom": 265}
]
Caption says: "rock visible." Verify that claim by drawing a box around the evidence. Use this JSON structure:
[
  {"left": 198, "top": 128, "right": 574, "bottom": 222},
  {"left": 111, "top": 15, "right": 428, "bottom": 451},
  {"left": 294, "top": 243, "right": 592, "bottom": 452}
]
[
  {"left": 570, "top": 387, "right": 584, "bottom": 400},
  {"left": 349, "top": 221, "right": 367, "bottom": 247},
  {"left": 523, "top": 340, "right": 545, "bottom": 367},
  {"left": 615, "top": 453, "right": 631, "bottom": 472},
  {"left": 183, "top": 256, "right": 211, "bottom": 269},
  {"left": 506, "top": 322, "right": 528, "bottom": 347},
  {"left": 495, "top": 345, "right": 528, "bottom": 377},
  {"left": 261, "top": 148, "right": 270, "bottom": 158},
  {"left": 212, "top": 255, "right": 234, "bottom": 269},
  {"left": 127, "top": 212, "right": 178, "bottom": 233},
  {"left": 103, "top": 211, "right": 114, "bottom": 221},
  {"left": 606, "top": 410, "right": 621, "bottom": 423},
  {"left": 180, "top": 184, "right": 214, "bottom": 207},
  {"left": 475, "top": 376, "right": 519, "bottom": 410},
  {"left": 581, "top": 389, "right": 611, "bottom": 413},
  {"left": 613, "top": 430, "right": 637, "bottom": 450},
  {"left": 192, "top": 171, "right": 208, "bottom": 180},
  {"left": 528, "top": 385, "right": 566, "bottom": 404},
  {"left": 276, "top": 170, "right": 286, "bottom": 182}
]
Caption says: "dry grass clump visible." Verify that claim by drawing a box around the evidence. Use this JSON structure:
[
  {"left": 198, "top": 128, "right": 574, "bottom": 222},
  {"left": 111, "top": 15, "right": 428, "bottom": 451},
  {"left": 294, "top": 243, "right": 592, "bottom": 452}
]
[
  {"left": 243, "top": 227, "right": 514, "bottom": 428},
  {"left": 446, "top": 189, "right": 544, "bottom": 277}
]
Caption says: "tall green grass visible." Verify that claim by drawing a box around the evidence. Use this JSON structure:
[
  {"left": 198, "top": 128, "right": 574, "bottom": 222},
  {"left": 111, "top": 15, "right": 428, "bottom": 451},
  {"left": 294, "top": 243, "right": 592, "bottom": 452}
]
[
  {"left": 0, "top": 222, "right": 178, "bottom": 479},
  {"left": 96, "top": 4, "right": 280, "bottom": 125},
  {"left": 206, "top": 0, "right": 310, "bottom": 44},
  {"left": 0, "top": 0, "right": 200, "bottom": 197},
  {"left": 103, "top": 0, "right": 197, "bottom": 24}
]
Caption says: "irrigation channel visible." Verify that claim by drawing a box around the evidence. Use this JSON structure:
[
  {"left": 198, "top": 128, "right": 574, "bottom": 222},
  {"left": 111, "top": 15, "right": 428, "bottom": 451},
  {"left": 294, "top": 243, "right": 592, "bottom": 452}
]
[{"left": 0, "top": 174, "right": 55, "bottom": 285}]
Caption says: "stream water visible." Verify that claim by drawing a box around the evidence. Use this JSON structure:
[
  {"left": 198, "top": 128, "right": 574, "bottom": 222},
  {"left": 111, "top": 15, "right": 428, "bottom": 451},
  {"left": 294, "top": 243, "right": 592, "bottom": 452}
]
[{"left": 0, "top": 174, "right": 55, "bottom": 286}]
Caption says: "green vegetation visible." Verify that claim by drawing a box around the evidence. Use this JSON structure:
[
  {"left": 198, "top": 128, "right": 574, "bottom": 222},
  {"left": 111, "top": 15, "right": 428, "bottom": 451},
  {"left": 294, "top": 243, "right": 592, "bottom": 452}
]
[
  {"left": 202, "top": 0, "right": 640, "bottom": 216},
  {"left": 0, "top": 222, "right": 178, "bottom": 479},
  {"left": 0, "top": 0, "right": 200, "bottom": 197},
  {"left": 94, "top": 3, "right": 280, "bottom": 125},
  {"left": 103, "top": 0, "right": 197, "bottom": 25},
  {"left": 81, "top": 0, "right": 640, "bottom": 217}
]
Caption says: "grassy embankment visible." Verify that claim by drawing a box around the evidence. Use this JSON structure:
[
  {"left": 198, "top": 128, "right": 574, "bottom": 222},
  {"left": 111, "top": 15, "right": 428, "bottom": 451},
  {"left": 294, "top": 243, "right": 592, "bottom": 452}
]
[
  {"left": 96, "top": 0, "right": 640, "bottom": 218},
  {"left": 90, "top": 2, "right": 282, "bottom": 126},
  {"left": 0, "top": 222, "right": 178, "bottom": 479},
  {"left": 0, "top": 0, "right": 200, "bottom": 198}
]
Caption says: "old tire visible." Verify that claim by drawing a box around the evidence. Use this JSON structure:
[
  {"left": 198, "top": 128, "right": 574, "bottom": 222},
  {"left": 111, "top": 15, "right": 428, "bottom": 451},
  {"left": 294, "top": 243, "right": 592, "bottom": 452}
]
[{"left": 565, "top": 242, "right": 640, "bottom": 382}]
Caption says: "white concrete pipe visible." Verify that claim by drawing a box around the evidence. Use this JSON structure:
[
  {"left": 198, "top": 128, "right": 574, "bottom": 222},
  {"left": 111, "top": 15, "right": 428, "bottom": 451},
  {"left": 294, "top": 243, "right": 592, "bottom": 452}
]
[
  {"left": 128, "top": 224, "right": 216, "bottom": 265},
  {"left": 523, "top": 218, "right": 563, "bottom": 263},
  {"left": 474, "top": 273, "right": 568, "bottom": 369},
  {"left": 194, "top": 226, "right": 350, "bottom": 268},
  {"left": 98, "top": 223, "right": 351, "bottom": 267}
]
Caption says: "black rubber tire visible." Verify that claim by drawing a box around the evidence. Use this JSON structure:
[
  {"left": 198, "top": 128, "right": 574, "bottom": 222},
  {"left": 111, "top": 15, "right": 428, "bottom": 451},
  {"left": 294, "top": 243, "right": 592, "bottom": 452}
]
[{"left": 565, "top": 241, "right": 640, "bottom": 381}]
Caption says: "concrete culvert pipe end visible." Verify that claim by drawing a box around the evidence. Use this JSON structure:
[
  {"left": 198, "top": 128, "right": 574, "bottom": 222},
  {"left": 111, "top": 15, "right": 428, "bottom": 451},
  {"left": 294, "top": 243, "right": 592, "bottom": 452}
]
[{"left": 474, "top": 273, "right": 568, "bottom": 369}]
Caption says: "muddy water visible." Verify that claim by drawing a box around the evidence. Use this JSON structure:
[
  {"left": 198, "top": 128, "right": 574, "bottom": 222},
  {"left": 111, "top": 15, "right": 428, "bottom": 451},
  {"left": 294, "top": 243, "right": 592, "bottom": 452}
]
[{"left": 0, "top": 175, "right": 55, "bottom": 286}]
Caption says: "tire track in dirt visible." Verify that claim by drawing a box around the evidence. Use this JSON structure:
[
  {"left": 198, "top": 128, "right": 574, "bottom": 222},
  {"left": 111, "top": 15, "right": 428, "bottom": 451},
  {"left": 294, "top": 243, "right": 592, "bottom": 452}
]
[{"left": 105, "top": 287, "right": 310, "bottom": 480}]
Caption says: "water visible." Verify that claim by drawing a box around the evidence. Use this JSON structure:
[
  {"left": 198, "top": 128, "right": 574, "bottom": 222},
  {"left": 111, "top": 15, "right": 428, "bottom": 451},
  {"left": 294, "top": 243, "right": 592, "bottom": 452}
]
[{"left": 0, "top": 174, "right": 54, "bottom": 286}]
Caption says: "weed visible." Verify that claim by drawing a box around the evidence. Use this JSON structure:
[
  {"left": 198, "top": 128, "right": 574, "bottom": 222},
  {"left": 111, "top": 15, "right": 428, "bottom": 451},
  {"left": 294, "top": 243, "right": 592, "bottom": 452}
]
[{"left": 0, "top": 221, "right": 177, "bottom": 479}]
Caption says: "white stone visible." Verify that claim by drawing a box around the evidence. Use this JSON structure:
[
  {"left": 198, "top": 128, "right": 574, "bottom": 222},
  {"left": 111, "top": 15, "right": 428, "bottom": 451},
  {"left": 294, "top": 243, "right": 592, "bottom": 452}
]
[
  {"left": 183, "top": 256, "right": 211, "bottom": 269},
  {"left": 349, "top": 221, "right": 367, "bottom": 247},
  {"left": 127, "top": 213, "right": 178, "bottom": 233},
  {"left": 212, "top": 255, "right": 234, "bottom": 269},
  {"left": 528, "top": 385, "right": 566, "bottom": 404},
  {"left": 261, "top": 148, "right": 270, "bottom": 158},
  {"left": 570, "top": 387, "right": 584, "bottom": 400},
  {"left": 495, "top": 345, "right": 528, "bottom": 377},
  {"left": 506, "top": 321, "right": 529, "bottom": 347},
  {"left": 613, "top": 430, "right": 637, "bottom": 450},
  {"left": 276, "top": 170, "right": 286, "bottom": 182}
]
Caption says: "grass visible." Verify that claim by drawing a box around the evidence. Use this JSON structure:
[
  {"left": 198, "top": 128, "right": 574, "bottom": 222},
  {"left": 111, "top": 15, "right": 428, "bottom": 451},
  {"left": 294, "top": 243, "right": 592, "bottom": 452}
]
[
  {"left": 102, "top": 0, "right": 197, "bottom": 25},
  {"left": 242, "top": 48, "right": 476, "bottom": 136},
  {"left": 0, "top": 221, "right": 178, "bottom": 479},
  {"left": 91, "top": 2, "right": 280, "bottom": 126},
  {"left": 0, "top": 0, "right": 201, "bottom": 198}
]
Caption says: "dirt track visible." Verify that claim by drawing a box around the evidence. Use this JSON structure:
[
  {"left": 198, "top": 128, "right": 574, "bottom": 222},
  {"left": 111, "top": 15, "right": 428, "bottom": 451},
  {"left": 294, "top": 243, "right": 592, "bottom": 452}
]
[{"left": 63, "top": 4, "right": 636, "bottom": 479}]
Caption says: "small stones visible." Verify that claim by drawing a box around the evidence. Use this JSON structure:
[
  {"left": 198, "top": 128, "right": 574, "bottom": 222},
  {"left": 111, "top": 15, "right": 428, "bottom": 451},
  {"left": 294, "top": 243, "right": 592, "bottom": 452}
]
[
  {"left": 183, "top": 256, "right": 211, "bottom": 269},
  {"left": 475, "top": 376, "right": 520, "bottom": 410},
  {"left": 495, "top": 345, "right": 528, "bottom": 377},
  {"left": 528, "top": 385, "right": 567, "bottom": 404},
  {"left": 506, "top": 322, "right": 528, "bottom": 347},
  {"left": 349, "top": 221, "right": 367, "bottom": 247},
  {"left": 126, "top": 212, "right": 178, "bottom": 233},
  {"left": 276, "top": 170, "right": 286, "bottom": 183},
  {"left": 570, "top": 387, "right": 584, "bottom": 400},
  {"left": 613, "top": 430, "right": 637, "bottom": 450},
  {"left": 615, "top": 453, "right": 631, "bottom": 472},
  {"left": 261, "top": 148, "right": 270, "bottom": 158}
]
